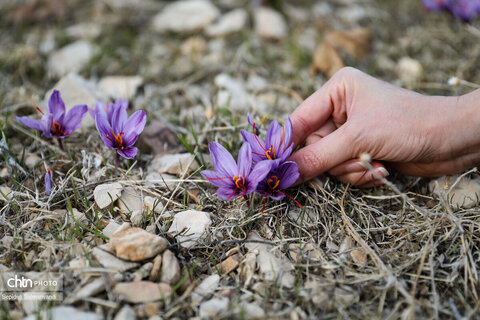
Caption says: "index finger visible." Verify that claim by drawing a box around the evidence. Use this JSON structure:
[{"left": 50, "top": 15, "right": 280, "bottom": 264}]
[{"left": 290, "top": 81, "right": 335, "bottom": 148}]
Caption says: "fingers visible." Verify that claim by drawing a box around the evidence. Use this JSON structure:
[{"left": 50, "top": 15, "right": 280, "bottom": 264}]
[
  {"left": 289, "top": 126, "right": 353, "bottom": 183},
  {"left": 305, "top": 118, "right": 337, "bottom": 146},
  {"left": 335, "top": 166, "right": 389, "bottom": 186},
  {"left": 290, "top": 70, "right": 351, "bottom": 147},
  {"left": 329, "top": 159, "right": 385, "bottom": 176}
]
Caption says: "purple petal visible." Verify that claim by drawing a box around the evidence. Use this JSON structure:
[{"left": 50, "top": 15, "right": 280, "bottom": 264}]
[
  {"left": 423, "top": 0, "right": 446, "bottom": 10},
  {"left": 201, "top": 170, "right": 232, "bottom": 188},
  {"left": 237, "top": 143, "right": 252, "bottom": 177},
  {"left": 209, "top": 142, "right": 237, "bottom": 176},
  {"left": 265, "top": 120, "right": 281, "bottom": 152},
  {"left": 278, "top": 144, "right": 293, "bottom": 163},
  {"left": 246, "top": 160, "right": 273, "bottom": 193},
  {"left": 117, "top": 147, "right": 138, "bottom": 159},
  {"left": 94, "top": 101, "right": 108, "bottom": 121},
  {"left": 122, "top": 133, "right": 139, "bottom": 148},
  {"left": 112, "top": 103, "right": 128, "bottom": 134},
  {"left": 48, "top": 90, "right": 66, "bottom": 123},
  {"left": 124, "top": 110, "right": 146, "bottom": 136},
  {"left": 268, "top": 192, "right": 285, "bottom": 200},
  {"left": 45, "top": 170, "right": 52, "bottom": 195},
  {"left": 247, "top": 112, "right": 255, "bottom": 127},
  {"left": 63, "top": 104, "right": 88, "bottom": 135},
  {"left": 283, "top": 117, "right": 293, "bottom": 149},
  {"left": 277, "top": 161, "right": 300, "bottom": 190},
  {"left": 217, "top": 187, "right": 236, "bottom": 200},
  {"left": 17, "top": 116, "right": 46, "bottom": 133},
  {"left": 88, "top": 107, "right": 95, "bottom": 119},
  {"left": 95, "top": 109, "right": 114, "bottom": 149},
  {"left": 45, "top": 170, "right": 52, "bottom": 194},
  {"left": 241, "top": 129, "right": 267, "bottom": 163}
]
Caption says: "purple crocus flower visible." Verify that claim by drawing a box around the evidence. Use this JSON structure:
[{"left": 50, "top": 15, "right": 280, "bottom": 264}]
[
  {"left": 16, "top": 90, "right": 88, "bottom": 139},
  {"left": 446, "top": 0, "right": 480, "bottom": 21},
  {"left": 422, "top": 0, "right": 447, "bottom": 10},
  {"left": 201, "top": 142, "right": 273, "bottom": 200},
  {"left": 241, "top": 116, "right": 293, "bottom": 164},
  {"left": 45, "top": 170, "right": 52, "bottom": 195},
  {"left": 88, "top": 99, "right": 129, "bottom": 120},
  {"left": 256, "top": 161, "right": 300, "bottom": 201},
  {"left": 94, "top": 100, "right": 146, "bottom": 159}
]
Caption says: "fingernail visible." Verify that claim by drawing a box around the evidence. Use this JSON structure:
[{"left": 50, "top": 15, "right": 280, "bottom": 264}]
[{"left": 376, "top": 167, "right": 389, "bottom": 177}]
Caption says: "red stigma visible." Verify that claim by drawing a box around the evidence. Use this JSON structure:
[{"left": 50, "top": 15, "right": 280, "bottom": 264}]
[
  {"left": 35, "top": 106, "right": 44, "bottom": 115},
  {"left": 105, "top": 128, "right": 125, "bottom": 150}
]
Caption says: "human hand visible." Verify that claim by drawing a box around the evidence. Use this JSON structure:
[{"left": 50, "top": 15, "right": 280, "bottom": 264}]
[{"left": 289, "top": 67, "right": 480, "bottom": 187}]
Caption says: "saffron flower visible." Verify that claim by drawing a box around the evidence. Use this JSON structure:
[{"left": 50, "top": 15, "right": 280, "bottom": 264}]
[
  {"left": 89, "top": 99, "right": 128, "bottom": 120},
  {"left": 201, "top": 142, "right": 273, "bottom": 200},
  {"left": 423, "top": 0, "right": 480, "bottom": 21},
  {"left": 256, "top": 161, "right": 300, "bottom": 201},
  {"left": 241, "top": 116, "right": 293, "bottom": 164},
  {"left": 17, "top": 90, "right": 88, "bottom": 149},
  {"left": 45, "top": 170, "right": 52, "bottom": 195},
  {"left": 94, "top": 100, "right": 146, "bottom": 160}
]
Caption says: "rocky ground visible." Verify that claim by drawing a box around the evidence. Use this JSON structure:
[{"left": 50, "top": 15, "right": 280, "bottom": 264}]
[{"left": 1, "top": 0, "right": 480, "bottom": 319}]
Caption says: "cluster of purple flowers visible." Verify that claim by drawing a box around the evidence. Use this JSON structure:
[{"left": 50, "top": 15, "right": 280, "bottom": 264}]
[
  {"left": 423, "top": 0, "right": 480, "bottom": 21},
  {"left": 17, "top": 90, "right": 146, "bottom": 195},
  {"left": 202, "top": 114, "right": 301, "bottom": 211}
]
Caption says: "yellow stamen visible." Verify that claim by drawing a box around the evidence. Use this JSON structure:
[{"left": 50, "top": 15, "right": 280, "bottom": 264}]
[{"left": 260, "top": 115, "right": 268, "bottom": 125}]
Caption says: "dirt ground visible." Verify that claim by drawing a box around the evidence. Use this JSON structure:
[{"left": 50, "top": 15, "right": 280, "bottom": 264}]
[{"left": 1, "top": 0, "right": 479, "bottom": 319}]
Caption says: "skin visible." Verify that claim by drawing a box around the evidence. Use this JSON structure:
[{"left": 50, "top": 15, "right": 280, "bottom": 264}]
[{"left": 289, "top": 67, "right": 480, "bottom": 187}]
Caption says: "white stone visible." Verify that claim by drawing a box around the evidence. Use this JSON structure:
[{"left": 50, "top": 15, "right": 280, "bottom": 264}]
[
  {"left": 117, "top": 187, "right": 144, "bottom": 226},
  {"left": 110, "top": 227, "right": 168, "bottom": 261},
  {"left": 145, "top": 172, "right": 178, "bottom": 189},
  {"left": 168, "top": 210, "right": 211, "bottom": 248},
  {"left": 114, "top": 305, "right": 136, "bottom": 320},
  {"left": 98, "top": 76, "right": 143, "bottom": 100},
  {"left": 66, "top": 277, "right": 105, "bottom": 304},
  {"left": 199, "top": 297, "right": 229, "bottom": 318},
  {"left": 153, "top": 0, "right": 220, "bottom": 33},
  {"left": 144, "top": 196, "right": 164, "bottom": 214},
  {"left": 246, "top": 232, "right": 295, "bottom": 288},
  {"left": 25, "top": 155, "right": 41, "bottom": 169},
  {"left": 429, "top": 175, "right": 480, "bottom": 209},
  {"left": 396, "top": 57, "right": 423, "bottom": 83},
  {"left": 65, "top": 22, "right": 101, "bottom": 39},
  {"left": 102, "top": 221, "right": 122, "bottom": 238},
  {"left": 161, "top": 250, "right": 181, "bottom": 285},
  {"left": 92, "top": 246, "right": 140, "bottom": 271},
  {"left": 149, "top": 153, "right": 197, "bottom": 175},
  {"left": 23, "top": 306, "right": 101, "bottom": 320},
  {"left": 205, "top": 9, "right": 247, "bottom": 37},
  {"left": 94, "top": 183, "right": 123, "bottom": 209},
  {"left": 241, "top": 302, "right": 265, "bottom": 320},
  {"left": 113, "top": 281, "right": 172, "bottom": 303},
  {"left": 254, "top": 7, "right": 287, "bottom": 40},
  {"left": 47, "top": 41, "right": 95, "bottom": 77},
  {"left": 44, "top": 73, "right": 107, "bottom": 128},
  {"left": 0, "top": 185, "right": 12, "bottom": 202},
  {"left": 192, "top": 274, "right": 220, "bottom": 303},
  {"left": 214, "top": 73, "right": 249, "bottom": 110}
]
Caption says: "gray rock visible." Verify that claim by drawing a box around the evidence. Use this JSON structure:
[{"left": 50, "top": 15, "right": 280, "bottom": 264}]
[
  {"left": 246, "top": 232, "right": 295, "bottom": 288},
  {"left": 114, "top": 305, "right": 136, "bottom": 320},
  {"left": 205, "top": 8, "right": 247, "bottom": 37},
  {"left": 117, "top": 187, "right": 144, "bottom": 226},
  {"left": 191, "top": 274, "right": 220, "bottom": 303},
  {"left": 23, "top": 306, "right": 102, "bottom": 320},
  {"left": 254, "top": 7, "right": 287, "bottom": 40},
  {"left": 47, "top": 41, "right": 95, "bottom": 77},
  {"left": 153, "top": 0, "right": 220, "bottom": 33},
  {"left": 149, "top": 153, "right": 198, "bottom": 175},
  {"left": 199, "top": 297, "right": 229, "bottom": 318},
  {"left": 92, "top": 246, "right": 140, "bottom": 272},
  {"left": 113, "top": 281, "right": 171, "bottom": 303},
  {"left": 94, "top": 183, "right": 123, "bottom": 209},
  {"left": 65, "top": 22, "right": 101, "bottom": 39},
  {"left": 102, "top": 221, "right": 122, "bottom": 238},
  {"left": 168, "top": 210, "right": 211, "bottom": 248},
  {"left": 429, "top": 175, "right": 480, "bottom": 208},
  {"left": 161, "top": 250, "right": 181, "bottom": 285},
  {"left": 98, "top": 76, "right": 143, "bottom": 100}
]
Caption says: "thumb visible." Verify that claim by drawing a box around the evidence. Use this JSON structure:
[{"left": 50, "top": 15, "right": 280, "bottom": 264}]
[{"left": 289, "top": 126, "right": 353, "bottom": 183}]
